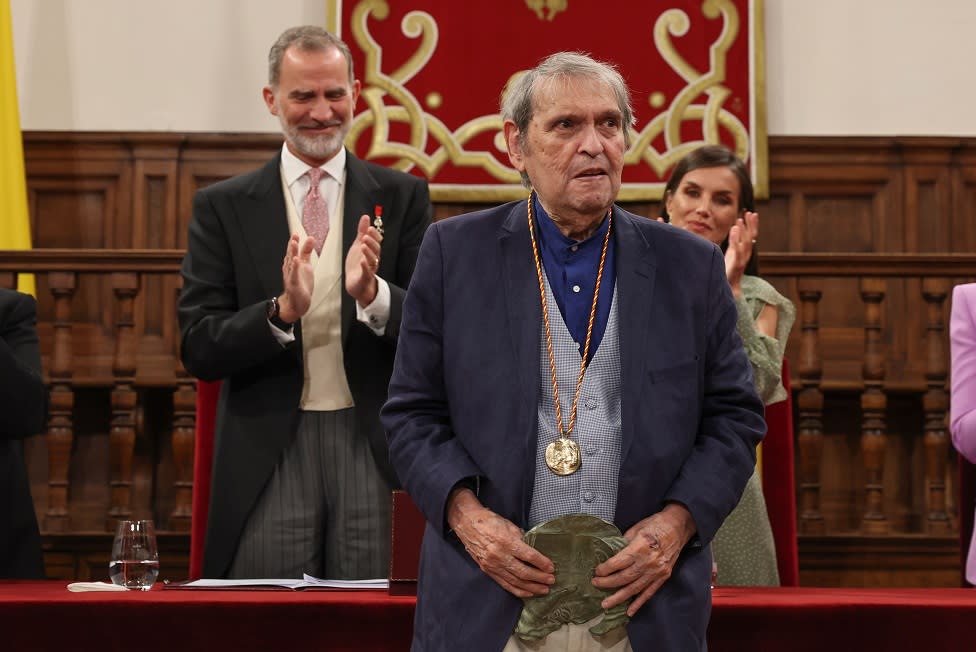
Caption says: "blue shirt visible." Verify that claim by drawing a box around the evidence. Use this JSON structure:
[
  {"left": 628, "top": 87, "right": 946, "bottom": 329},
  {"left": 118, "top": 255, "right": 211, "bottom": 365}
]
[{"left": 533, "top": 195, "right": 616, "bottom": 362}]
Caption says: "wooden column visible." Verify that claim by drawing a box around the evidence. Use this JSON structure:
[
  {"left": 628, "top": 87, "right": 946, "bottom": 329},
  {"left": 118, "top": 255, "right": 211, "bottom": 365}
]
[
  {"left": 45, "top": 272, "right": 77, "bottom": 532},
  {"left": 169, "top": 280, "right": 195, "bottom": 531},
  {"left": 796, "top": 279, "right": 825, "bottom": 534},
  {"left": 107, "top": 272, "right": 140, "bottom": 528},
  {"left": 859, "top": 278, "right": 888, "bottom": 534},
  {"left": 922, "top": 278, "right": 951, "bottom": 534}
]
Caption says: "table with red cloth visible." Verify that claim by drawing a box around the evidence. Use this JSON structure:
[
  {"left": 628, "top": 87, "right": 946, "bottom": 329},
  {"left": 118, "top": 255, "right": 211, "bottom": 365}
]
[{"left": 1, "top": 582, "right": 972, "bottom": 651}]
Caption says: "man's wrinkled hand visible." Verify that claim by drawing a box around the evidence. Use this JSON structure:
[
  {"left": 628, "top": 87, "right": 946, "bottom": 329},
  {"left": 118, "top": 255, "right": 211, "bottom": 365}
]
[
  {"left": 592, "top": 505, "right": 696, "bottom": 617},
  {"left": 447, "top": 489, "right": 555, "bottom": 598}
]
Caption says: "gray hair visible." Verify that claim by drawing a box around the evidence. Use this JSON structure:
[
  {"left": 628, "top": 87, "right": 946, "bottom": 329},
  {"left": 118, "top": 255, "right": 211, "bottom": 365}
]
[
  {"left": 500, "top": 52, "right": 635, "bottom": 187},
  {"left": 268, "top": 25, "right": 355, "bottom": 88}
]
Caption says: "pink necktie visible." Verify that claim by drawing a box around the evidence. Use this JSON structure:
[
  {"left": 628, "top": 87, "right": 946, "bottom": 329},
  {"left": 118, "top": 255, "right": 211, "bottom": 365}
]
[{"left": 303, "top": 167, "right": 329, "bottom": 254}]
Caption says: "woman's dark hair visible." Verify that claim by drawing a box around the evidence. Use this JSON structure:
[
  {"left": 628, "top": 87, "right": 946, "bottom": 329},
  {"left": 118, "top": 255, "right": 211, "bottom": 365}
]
[{"left": 659, "top": 144, "right": 758, "bottom": 275}]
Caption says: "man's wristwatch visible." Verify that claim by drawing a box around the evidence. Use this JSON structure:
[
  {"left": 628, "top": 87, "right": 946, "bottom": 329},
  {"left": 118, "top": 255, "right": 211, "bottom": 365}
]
[{"left": 266, "top": 296, "right": 294, "bottom": 331}]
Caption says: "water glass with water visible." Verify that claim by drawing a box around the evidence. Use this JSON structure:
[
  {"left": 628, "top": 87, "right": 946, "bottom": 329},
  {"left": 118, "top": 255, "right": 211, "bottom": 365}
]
[{"left": 109, "top": 519, "right": 160, "bottom": 590}]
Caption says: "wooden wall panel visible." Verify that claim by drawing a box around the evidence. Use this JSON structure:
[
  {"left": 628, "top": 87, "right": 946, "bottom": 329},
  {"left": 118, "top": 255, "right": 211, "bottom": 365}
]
[
  {"left": 955, "top": 162, "right": 976, "bottom": 255},
  {"left": 18, "top": 132, "right": 976, "bottom": 586}
]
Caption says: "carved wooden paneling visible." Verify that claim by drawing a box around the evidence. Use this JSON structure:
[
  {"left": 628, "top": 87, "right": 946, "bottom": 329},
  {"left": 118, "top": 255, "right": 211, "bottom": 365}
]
[
  {"left": 761, "top": 139, "right": 976, "bottom": 397},
  {"left": 954, "top": 151, "right": 976, "bottom": 255},
  {"left": 132, "top": 147, "right": 180, "bottom": 386},
  {"left": 798, "top": 535, "right": 959, "bottom": 588},
  {"left": 27, "top": 141, "right": 128, "bottom": 385},
  {"left": 17, "top": 132, "right": 976, "bottom": 586}
]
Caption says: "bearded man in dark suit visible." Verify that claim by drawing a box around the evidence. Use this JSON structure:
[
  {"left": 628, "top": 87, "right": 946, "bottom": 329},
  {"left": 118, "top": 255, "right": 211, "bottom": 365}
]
[{"left": 179, "top": 26, "right": 431, "bottom": 580}]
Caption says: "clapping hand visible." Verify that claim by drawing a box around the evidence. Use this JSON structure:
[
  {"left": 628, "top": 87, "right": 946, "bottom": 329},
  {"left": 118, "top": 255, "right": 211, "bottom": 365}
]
[
  {"left": 345, "top": 214, "right": 383, "bottom": 307},
  {"left": 725, "top": 211, "right": 759, "bottom": 297},
  {"left": 278, "top": 234, "right": 315, "bottom": 322}
]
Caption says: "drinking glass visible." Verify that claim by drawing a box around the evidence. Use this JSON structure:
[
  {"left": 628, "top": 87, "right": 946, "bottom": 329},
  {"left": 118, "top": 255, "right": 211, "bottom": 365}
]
[{"left": 109, "top": 519, "right": 160, "bottom": 590}]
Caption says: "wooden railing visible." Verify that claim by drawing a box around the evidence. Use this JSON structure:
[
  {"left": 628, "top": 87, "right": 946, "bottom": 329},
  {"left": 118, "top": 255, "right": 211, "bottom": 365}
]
[
  {"left": 0, "top": 250, "right": 188, "bottom": 536},
  {"left": 761, "top": 253, "right": 976, "bottom": 544},
  {"left": 4, "top": 249, "right": 976, "bottom": 583}
]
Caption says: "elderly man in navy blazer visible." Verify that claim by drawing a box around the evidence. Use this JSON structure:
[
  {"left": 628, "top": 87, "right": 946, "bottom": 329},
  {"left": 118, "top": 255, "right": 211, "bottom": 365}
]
[{"left": 382, "top": 52, "right": 765, "bottom": 651}]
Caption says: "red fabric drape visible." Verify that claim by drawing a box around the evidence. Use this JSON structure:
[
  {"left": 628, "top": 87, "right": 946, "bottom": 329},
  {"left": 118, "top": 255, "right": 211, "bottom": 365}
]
[
  {"left": 189, "top": 380, "right": 220, "bottom": 580},
  {"left": 761, "top": 360, "right": 800, "bottom": 586}
]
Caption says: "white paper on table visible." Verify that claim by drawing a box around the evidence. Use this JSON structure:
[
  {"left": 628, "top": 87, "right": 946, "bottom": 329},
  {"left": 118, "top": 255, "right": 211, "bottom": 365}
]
[
  {"left": 67, "top": 581, "right": 130, "bottom": 592},
  {"left": 300, "top": 573, "right": 388, "bottom": 589},
  {"left": 178, "top": 575, "right": 388, "bottom": 590}
]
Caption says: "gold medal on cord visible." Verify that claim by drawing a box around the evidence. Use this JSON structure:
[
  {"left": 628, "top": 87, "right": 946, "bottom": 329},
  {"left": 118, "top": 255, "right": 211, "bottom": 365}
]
[
  {"left": 527, "top": 193, "right": 612, "bottom": 476},
  {"left": 545, "top": 438, "right": 582, "bottom": 476}
]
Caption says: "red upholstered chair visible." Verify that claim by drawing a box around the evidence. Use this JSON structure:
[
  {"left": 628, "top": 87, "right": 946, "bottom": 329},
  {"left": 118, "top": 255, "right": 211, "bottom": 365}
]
[
  {"left": 189, "top": 380, "right": 221, "bottom": 580},
  {"left": 761, "top": 359, "right": 800, "bottom": 586},
  {"left": 961, "top": 456, "right": 976, "bottom": 588}
]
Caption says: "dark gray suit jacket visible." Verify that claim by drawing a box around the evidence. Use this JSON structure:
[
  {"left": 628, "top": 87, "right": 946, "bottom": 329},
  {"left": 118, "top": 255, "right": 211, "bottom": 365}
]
[
  {"left": 178, "top": 150, "right": 431, "bottom": 578},
  {"left": 0, "top": 289, "right": 48, "bottom": 579},
  {"left": 382, "top": 202, "right": 765, "bottom": 651}
]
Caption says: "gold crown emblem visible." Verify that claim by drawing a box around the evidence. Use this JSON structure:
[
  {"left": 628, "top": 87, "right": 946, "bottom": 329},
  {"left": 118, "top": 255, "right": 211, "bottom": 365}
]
[{"left": 525, "top": 0, "right": 568, "bottom": 21}]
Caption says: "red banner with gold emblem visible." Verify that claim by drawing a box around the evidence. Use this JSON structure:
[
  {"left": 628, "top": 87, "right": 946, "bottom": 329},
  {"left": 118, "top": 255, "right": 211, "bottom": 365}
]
[{"left": 332, "top": 0, "right": 766, "bottom": 201}]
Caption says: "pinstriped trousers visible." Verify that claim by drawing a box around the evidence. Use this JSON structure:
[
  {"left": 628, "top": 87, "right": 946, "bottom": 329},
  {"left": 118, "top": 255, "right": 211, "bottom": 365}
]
[{"left": 227, "top": 408, "right": 392, "bottom": 579}]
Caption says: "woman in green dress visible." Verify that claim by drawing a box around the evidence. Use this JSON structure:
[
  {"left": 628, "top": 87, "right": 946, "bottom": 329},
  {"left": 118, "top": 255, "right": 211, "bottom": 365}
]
[{"left": 661, "top": 145, "right": 796, "bottom": 586}]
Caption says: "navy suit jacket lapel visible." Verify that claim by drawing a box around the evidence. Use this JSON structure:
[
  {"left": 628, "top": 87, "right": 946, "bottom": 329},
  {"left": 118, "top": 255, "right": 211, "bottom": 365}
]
[
  {"left": 613, "top": 209, "right": 655, "bottom": 464},
  {"left": 499, "top": 200, "right": 544, "bottom": 514},
  {"left": 499, "top": 200, "right": 541, "bottom": 406}
]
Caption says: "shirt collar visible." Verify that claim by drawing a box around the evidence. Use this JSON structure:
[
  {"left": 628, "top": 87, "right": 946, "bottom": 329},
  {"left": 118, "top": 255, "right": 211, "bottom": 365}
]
[
  {"left": 533, "top": 194, "right": 611, "bottom": 252},
  {"left": 280, "top": 143, "right": 346, "bottom": 187}
]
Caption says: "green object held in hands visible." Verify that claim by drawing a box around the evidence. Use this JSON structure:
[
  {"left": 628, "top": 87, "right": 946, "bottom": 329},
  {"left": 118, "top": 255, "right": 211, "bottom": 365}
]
[{"left": 515, "top": 514, "right": 631, "bottom": 641}]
